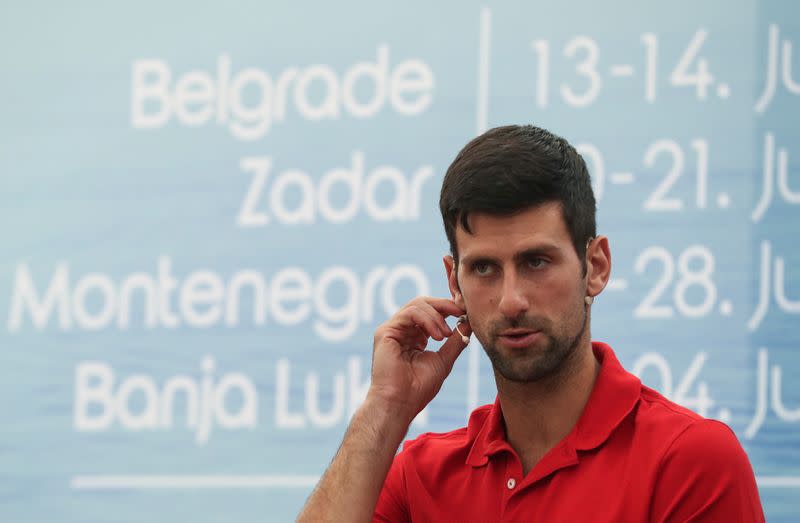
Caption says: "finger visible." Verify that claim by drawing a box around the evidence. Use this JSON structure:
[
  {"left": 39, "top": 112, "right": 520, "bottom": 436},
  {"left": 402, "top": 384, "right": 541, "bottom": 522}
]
[
  {"left": 403, "top": 306, "right": 446, "bottom": 340},
  {"left": 412, "top": 331, "right": 429, "bottom": 351},
  {"left": 414, "top": 301, "right": 453, "bottom": 338},
  {"left": 436, "top": 318, "right": 472, "bottom": 373},
  {"left": 389, "top": 305, "right": 439, "bottom": 336},
  {"left": 423, "top": 297, "right": 466, "bottom": 319}
]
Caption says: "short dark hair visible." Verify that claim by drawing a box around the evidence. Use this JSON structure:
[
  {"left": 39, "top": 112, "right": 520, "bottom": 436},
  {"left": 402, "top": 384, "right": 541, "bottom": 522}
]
[{"left": 439, "top": 124, "right": 596, "bottom": 273}]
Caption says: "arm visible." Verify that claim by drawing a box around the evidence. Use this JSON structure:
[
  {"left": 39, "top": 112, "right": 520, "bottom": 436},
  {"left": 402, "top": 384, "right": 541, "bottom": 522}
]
[
  {"left": 297, "top": 297, "right": 471, "bottom": 523},
  {"left": 649, "top": 419, "right": 765, "bottom": 523},
  {"left": 296, "top": 395, "right": 410, "bottom": 523}
]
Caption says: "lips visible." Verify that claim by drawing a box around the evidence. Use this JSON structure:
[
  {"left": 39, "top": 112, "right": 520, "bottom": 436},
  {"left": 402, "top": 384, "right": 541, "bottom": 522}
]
[{"left": 497, "top": 329, "right": 542, "bottom": 348}]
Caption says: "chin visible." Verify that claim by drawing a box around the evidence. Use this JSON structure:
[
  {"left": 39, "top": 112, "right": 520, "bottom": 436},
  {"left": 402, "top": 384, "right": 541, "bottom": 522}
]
[{"left": 491, "top": 352, "right": 561, "bottom": 383}]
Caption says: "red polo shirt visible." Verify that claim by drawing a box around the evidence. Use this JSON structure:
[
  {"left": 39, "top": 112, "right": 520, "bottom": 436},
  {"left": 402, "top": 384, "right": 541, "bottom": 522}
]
[{"left": 374, "top": 342, "right": 764, "bottom": 522}]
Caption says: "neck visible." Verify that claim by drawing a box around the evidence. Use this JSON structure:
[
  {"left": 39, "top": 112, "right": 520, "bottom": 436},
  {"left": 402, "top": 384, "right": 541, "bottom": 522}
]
[{"left": 495, "top": 335, "right": 600, "bottom": 475}]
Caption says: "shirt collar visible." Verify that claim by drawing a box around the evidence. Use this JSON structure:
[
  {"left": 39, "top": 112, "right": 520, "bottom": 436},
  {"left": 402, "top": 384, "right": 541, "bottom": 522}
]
[{"left": 466, "top": 341, "right": 641, "bottom": 467}]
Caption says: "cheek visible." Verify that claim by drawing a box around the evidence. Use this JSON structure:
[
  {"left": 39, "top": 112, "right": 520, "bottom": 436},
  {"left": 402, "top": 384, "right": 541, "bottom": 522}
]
[
  {"left": 460, "top": 288, "right": 493, "bottom": 328},
  {"left": 537, "top": 274, "right": 584, "bottom": 313},
  {"left": 462, "top": 284, "right": 498, "bottom": 313}
]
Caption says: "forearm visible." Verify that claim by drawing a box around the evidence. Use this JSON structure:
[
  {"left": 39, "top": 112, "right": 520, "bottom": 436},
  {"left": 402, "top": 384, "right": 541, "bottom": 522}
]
[{"left": 297, "top": 395, "right": 411, "bottom": 523}]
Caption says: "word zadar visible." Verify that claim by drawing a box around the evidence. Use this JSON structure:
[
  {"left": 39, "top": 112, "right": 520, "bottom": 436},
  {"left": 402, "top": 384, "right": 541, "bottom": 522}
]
[
  {"left": 74, "top": 357, "right": 256, "bottom": 445},
  {"left": 237, "top": 152, "right": 435, "bottom": 226}
]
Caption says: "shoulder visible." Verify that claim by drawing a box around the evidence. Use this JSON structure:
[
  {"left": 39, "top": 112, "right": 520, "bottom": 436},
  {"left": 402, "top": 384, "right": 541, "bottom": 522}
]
[
  {"left": 401, "top": 425, "right": 470, "bottom": 452},
  {"left": 377, "top": 403, "right": 493, "bottom": 518},
  {"left": 634, "top": 385, "right": 751, "bottom": 463},
  {"left": 394, "top": 402, "right": 493, "bottom": 471},
  {"left": 657, "top": 416, "right": 753, "bottom": 478},
  {"left": 632, "top": 385, "right": 709, "bottom": 444},
  {"left": 639, "top": 384, "right": 705, "bottom": 424},
  {"left": 638, "top": 388, "right": 765, "bottom": 521},
  {"left": 400, "top": 403, "right": 492, "bottom": 456}
]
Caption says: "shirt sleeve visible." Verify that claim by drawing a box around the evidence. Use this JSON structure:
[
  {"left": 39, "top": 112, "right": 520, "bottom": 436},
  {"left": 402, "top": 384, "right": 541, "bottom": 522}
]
[
  {"left": 649, "top": 419, "right": 765, "bottom": 523},
  {"left": 373, "top": 450, "right": 410, "bottom": 523}
]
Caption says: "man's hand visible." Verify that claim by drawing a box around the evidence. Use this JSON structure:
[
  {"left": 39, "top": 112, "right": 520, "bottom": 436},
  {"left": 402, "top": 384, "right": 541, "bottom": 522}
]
[
  {"left": 297, "top": 297, "right": 471, "bottom": 523},
  {"left": 369, "top": 297, "right": 471, "bottom": 424}
]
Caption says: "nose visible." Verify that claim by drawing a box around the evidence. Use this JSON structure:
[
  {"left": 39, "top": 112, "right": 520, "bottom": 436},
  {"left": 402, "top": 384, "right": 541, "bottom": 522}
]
[{"left": 497, "top": 269, "right": 529, "bottom": 319}]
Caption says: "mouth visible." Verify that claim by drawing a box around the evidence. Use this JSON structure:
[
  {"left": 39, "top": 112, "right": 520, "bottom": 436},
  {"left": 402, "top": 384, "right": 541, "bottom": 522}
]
[{"left": 497, "top": 329, "right": 542, "bottom": 348}]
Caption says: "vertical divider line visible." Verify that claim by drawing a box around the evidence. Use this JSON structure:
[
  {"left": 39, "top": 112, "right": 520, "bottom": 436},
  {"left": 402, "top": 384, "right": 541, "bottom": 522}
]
[
  {"left": 468, "top": 338, "right": 480, "bottom": 415},
  {"left": 468, "top": 7, "right": 491, "bottom": 417},
  {"left": 477, "top": 7, "right": 492, "bottom": 135}
]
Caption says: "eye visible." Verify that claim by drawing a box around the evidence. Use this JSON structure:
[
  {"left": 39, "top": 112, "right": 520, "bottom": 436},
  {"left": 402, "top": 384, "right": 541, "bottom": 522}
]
[
  {"left": 472, "top": 261, "right": 494, "bottom": 276},
  {"left": 527, "top": 257, "right": 547, "bottom": 269}
]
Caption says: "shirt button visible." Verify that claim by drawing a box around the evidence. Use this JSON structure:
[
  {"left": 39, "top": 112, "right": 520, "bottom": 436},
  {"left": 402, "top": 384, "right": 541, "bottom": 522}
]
[{"left": 506, "top": 478, "right": 516, "bottom": 489}]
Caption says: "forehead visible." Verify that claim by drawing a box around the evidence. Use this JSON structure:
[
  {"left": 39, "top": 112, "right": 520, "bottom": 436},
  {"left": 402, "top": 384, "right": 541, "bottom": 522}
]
[{"left": 455, "top": 202, "right": 573, "bottom": 259}]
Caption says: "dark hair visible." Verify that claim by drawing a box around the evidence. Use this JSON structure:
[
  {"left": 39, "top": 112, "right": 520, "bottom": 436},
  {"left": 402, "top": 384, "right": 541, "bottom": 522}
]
[{"left": 439, "top": 124, "right": 596, "bottom": 273}]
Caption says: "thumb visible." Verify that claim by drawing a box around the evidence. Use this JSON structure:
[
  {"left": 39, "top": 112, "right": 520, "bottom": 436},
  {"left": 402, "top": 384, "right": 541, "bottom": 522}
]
[{"left": 437, "top": 318, "right": 472, "bottom": 373}]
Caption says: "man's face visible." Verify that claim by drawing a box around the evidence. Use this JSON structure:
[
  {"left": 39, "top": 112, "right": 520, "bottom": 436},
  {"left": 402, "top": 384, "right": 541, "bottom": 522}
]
[{"left": 446, "top": 202, "right": 589, "bottom": 383}]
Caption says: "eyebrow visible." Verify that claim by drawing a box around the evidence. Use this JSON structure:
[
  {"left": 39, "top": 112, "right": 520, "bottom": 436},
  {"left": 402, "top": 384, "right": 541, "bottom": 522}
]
[{"left": 460, "top": 243, "right": 563, "bottom": 266}]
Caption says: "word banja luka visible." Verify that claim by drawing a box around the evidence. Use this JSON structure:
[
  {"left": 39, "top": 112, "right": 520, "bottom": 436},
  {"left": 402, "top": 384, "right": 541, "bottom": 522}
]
[
  {"left": 131, "top": 46, "right": 434, "bottom": 140},
  {"left": 8, "top": 257, "right": 429, "bottom": 342},
  {"left": 74, "top": 355, "right": 429, "bottom": 444}
]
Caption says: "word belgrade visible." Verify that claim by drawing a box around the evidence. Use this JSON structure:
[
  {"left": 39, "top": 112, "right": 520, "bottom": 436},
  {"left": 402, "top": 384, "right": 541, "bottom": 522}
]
[
  {"left": 8, "top": 257, "right": 429, "bottom": 342},
  {"left": 131, "top": 46, "right": 434, "bottom": 140},
  {"left": 74, "top": 355, "right": 427, "bottom": 444}
]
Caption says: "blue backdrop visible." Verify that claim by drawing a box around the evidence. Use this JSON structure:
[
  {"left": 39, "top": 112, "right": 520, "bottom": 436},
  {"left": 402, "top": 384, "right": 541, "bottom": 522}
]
[{"left": 1, "top": 1, "right": 798, "bottom": 521}]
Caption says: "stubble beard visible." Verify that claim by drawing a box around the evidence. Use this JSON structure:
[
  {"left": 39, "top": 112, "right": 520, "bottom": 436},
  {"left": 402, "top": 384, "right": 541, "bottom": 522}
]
[{"left": 480, "top": 301, "right": 589, "bottom": 383}]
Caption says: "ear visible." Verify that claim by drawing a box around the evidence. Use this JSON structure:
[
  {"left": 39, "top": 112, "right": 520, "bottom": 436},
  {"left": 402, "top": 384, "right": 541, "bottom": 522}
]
[
  {"left": 585, "top": 235, "right": 611, "bottom": 300},
  {"left": 443, "top": 255, "right": 465, "bottom": 309}
]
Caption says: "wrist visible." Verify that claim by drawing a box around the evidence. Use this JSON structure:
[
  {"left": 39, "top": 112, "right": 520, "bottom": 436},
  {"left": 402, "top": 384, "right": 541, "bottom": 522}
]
[{"left": 362, "top": 390, "right": 418, "bottom": 429}]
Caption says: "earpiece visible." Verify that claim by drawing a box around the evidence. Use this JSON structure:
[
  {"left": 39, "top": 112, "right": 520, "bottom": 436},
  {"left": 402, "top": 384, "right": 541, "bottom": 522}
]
[{"left": 454, "top": 315, "right": 470, "bottom": 344}]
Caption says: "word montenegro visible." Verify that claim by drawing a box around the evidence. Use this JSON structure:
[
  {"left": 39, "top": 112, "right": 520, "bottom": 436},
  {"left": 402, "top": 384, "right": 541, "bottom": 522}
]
[
  {"left": 131, "top": 46, "right": 434, "bottom": 140},
  {"left": 8, "top": 258, "right": 429, "bottom": 342}
]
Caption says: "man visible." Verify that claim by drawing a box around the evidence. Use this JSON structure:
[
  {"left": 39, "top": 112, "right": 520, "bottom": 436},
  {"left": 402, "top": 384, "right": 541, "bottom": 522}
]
[{"left": 298, "top": 125, "right": 765, "bottom": 522}]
